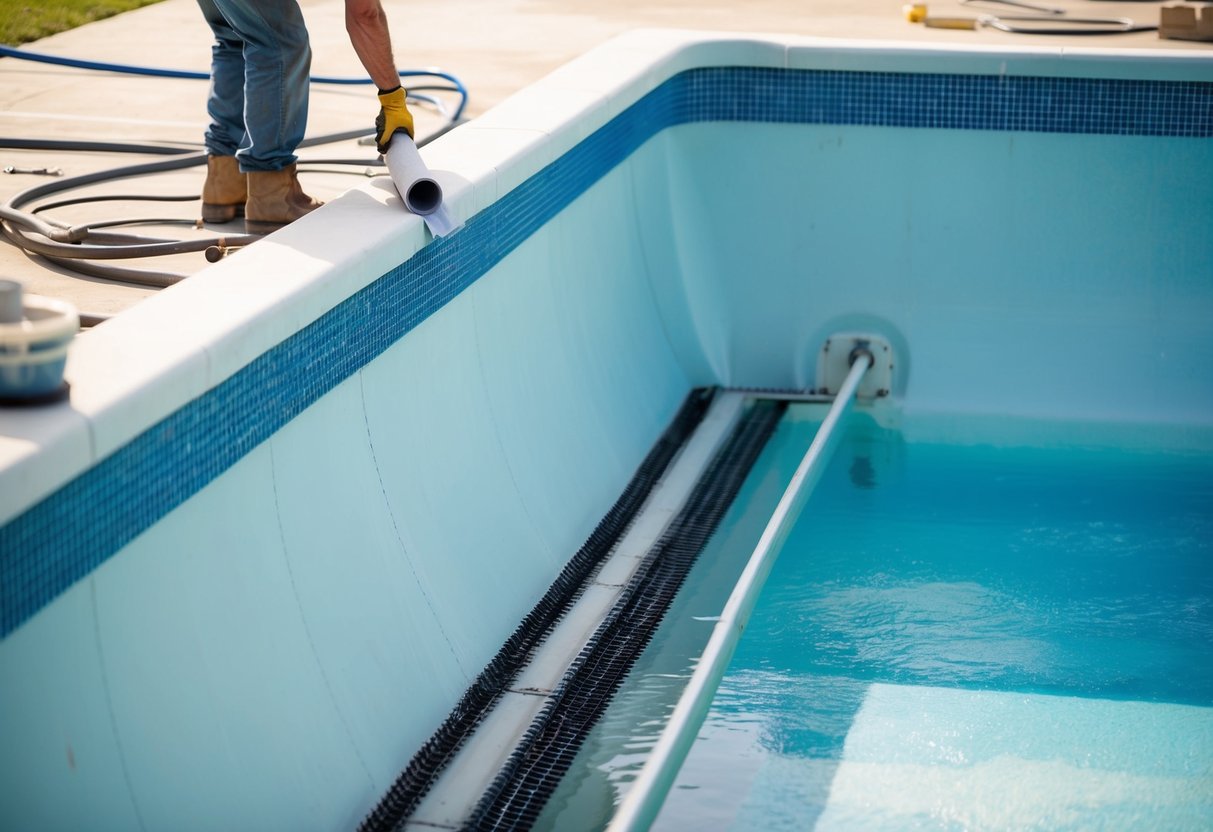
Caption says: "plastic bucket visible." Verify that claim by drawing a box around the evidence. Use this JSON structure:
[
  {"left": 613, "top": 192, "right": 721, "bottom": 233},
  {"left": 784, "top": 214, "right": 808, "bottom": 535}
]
[{"left": 0, "top": 293, "right": 79, "bottom": 400}]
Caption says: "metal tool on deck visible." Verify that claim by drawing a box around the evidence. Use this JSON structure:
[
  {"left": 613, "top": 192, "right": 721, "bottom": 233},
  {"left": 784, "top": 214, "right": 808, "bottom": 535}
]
[
  {"left": 3, "top": 165, "right": 63, "bottom": 176},
  {"left": 902, "top": 2, "right": 1157, "bottom": 32}
]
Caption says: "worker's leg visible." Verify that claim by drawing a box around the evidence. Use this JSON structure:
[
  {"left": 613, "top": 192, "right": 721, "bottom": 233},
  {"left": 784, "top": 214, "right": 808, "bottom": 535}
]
[
  {"left": 196, "top": 0, "right": 248, "bottom": 221},
  {"left": 203, "top": 0, "right": 320, "bottom": 228},
  {"left": 207, "top": 0, "right": 312, "bottom": 171},
  {"left": 196, "top": 0, "right": 246, "bottom": 157}
]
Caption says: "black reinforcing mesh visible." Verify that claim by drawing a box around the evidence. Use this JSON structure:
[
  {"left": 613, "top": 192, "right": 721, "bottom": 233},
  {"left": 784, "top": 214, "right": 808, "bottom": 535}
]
[
  {"left": 358, "top": 388, "right": 717, "bottom": 832},
  {"left": 464, "top": 398, "right": 787, "bottom": 831}
]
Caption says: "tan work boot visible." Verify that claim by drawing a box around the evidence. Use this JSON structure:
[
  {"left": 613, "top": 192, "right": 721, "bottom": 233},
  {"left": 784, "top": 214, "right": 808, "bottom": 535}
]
[
  {"left": 200, "top": 155, "right": 247, "bottom": 223},
  {"left": 245, "top": 164, "right": 323, "bottom": 233}
]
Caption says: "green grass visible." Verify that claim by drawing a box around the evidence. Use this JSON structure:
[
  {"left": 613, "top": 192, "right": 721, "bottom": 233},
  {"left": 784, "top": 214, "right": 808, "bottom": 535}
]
[{"left": 0, "top": 0, "right": 164, "bottom": 46}]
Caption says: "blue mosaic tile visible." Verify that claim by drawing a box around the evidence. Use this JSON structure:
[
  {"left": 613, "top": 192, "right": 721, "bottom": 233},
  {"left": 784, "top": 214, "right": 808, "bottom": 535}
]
[{"left": 2, "top": 66, "right": 1210, "bottom": 638}]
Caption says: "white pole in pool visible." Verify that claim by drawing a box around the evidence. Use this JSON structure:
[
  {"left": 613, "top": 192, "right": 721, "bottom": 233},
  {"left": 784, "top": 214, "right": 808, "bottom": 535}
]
[{"left": 607, "top": 349, "right": 874, "bottom": 832}]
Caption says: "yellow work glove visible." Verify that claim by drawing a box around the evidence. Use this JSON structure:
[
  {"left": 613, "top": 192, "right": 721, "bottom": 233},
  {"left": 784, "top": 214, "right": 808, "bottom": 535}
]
[{"left": 376, "top": 86, "right": 415, "bottom": 153}]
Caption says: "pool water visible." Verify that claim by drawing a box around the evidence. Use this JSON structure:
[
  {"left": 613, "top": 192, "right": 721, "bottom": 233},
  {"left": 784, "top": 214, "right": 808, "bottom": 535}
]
[{"left": 536, "top": 405, "right": 1213, "bottom": 831}]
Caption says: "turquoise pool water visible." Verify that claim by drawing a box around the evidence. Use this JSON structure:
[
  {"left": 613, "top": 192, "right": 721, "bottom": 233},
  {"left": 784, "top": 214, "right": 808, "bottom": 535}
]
[{"left": 537, "top": 405, "right": 1213, "bottom": 830}]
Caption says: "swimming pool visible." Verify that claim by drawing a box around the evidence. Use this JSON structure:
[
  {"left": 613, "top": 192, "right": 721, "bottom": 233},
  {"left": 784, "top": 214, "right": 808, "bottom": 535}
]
[
  {"left": 0, "top": 31, "right": 1210, "bottom": 831},
  {"left": 539, "top": 407, "right": 1213, "bottom": 829}
]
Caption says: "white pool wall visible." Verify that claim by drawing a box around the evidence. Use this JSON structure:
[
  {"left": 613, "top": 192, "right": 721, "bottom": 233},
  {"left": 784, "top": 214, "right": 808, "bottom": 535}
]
[
  {"left": 659, "top": 121, "right": 1212, "bottom": 421},
  {"left": 1, "top": 30, "right": 1210, "bottom": 832}
]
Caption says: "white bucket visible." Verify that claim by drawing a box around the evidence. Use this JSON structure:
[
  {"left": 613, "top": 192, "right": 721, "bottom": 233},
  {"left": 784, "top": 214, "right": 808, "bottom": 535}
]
[{"left": 0, "top": 293, "right": 79, "bottom": 401}]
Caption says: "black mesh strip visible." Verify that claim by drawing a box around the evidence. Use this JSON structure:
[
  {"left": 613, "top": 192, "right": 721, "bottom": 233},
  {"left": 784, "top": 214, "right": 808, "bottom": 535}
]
[
  {"left": 464, "top": 398, "right": 787, "bottom": 831},
  {"left": 358, "top": 388, "right": 717, "bottom": 832}
]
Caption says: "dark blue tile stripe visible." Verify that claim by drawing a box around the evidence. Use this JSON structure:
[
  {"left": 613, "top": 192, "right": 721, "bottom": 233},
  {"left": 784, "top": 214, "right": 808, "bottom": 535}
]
[
  {"left": 675, "top": 68, "right": 1213, "bottom": 136},
  {"left": 2, "top": 67, "right": 1209, "bottom": 637}
]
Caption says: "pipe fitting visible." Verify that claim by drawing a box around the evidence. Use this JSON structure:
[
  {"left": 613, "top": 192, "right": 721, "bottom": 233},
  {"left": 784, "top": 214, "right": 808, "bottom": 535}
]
[{"left": 848, "top": 340, "right": 875, "bottom": 369}]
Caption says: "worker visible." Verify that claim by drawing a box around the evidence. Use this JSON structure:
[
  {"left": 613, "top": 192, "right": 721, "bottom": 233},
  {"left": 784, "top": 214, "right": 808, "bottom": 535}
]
[{"left": 195, "top": 0, "right": 415, "bottom": 232}]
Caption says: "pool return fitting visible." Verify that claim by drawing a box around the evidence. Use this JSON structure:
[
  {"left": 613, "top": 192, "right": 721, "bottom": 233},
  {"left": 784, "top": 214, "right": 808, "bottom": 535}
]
[{"left": 608, "top": 334, "right": 894, "bottom": 832}]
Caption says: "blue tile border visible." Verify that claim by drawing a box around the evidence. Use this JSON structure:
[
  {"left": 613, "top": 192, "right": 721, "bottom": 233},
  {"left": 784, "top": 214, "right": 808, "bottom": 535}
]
[
  {"left": 677, "top": 68, "right": 1213, "bottom": 136},
  {"left": 2, "top": 66, "right": 1210, "bottom": 638}
]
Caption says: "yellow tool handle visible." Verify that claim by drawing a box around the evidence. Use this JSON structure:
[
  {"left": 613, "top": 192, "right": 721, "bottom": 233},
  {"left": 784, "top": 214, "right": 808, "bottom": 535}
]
[{"left": 903, "top": 5, "right": 982, "bottom": 28}]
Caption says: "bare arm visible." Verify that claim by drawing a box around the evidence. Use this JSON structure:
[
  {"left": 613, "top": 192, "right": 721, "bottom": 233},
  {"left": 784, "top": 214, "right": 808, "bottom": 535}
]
[{"left": 345, "top": 0, "right": 399, "bottom": 90}]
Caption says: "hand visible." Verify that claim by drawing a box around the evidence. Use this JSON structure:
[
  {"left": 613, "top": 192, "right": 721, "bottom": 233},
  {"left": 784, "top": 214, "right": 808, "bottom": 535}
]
[{"left": 376, "top": 86, "right": 415, "bottom": 153}]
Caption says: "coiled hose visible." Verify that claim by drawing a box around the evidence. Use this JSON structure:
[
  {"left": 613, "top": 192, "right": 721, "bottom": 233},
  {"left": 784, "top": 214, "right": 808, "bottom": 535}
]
[{"left": 0, "top": 46, "right": 468, "bottom": 324}]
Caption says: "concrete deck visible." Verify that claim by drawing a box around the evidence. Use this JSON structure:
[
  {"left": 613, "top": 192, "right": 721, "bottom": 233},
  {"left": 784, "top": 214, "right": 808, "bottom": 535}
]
[{"left": 0, "top": 0, "right": 1206, "bottom": 321}]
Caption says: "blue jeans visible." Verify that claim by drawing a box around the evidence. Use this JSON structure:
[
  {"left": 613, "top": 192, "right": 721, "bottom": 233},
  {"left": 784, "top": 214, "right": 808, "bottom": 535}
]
[{"left": 196, "top": 0, "right": 311, "bottom": 172}]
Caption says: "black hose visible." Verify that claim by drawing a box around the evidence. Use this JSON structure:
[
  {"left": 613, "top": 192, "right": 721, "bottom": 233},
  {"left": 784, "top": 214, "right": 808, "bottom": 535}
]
[
  {"left": 37, "top": 253, "right": 186, "bottom": 288},
  {"left": 2, "top": 152, "right": 207, "bottom": 256},
  {"left": 64, "top": 228, "right": 183, "bottom": 244},
  {"left": 0, "top": 128, "right": 318, "bottom": 258},
  {"left": 0, "top": 138, "right": 198, "bottom": 155},
  {"left": 32, "top": 193, "right": 201, "bottom": 213},
  {"left": 1, "top": 50, "right": 468, "bottom": 320},
  {"left": 0, "top": 120, "right": 460, "bottom": 291},
  {"left": 7, "top": 151, "right": 210, "bottom": 209},
  {"left": 2, "top": 223, "right": 261, "bottom": 260},
  {"left": 68, "top": 218, "right": 204, "bottom": 232}
]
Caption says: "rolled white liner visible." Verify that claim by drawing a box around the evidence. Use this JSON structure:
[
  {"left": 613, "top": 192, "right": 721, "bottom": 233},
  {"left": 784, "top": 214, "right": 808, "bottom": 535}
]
[{"left": 383, "top": 133, "right": 462, "bottom": 237}]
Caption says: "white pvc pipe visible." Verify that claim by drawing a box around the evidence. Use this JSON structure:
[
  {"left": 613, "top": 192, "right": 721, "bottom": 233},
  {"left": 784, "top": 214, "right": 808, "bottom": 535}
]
[
  {"left": 607, "top": 352, "right": 873, "bottom": 832},
  {"left": 384, "top": 133, "right": 442, "bottom": 215},
  {"left": 383, "top": 133, "right": 461, "bottom": 237}
]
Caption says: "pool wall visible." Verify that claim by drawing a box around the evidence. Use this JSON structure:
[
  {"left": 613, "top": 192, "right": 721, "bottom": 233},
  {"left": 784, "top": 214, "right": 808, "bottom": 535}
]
[{"left": 1, "top": 30, "right": 1210, "bottom": 831}]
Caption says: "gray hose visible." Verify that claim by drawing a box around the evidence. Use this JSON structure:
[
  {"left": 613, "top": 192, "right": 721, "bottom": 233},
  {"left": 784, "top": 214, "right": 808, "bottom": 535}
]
[
  {"left": 0, "top": 123, "right": 458, "bottom": 294},
  {"left": 2, "top": 221, "right": 260, "bottom": 260},
  {"left": 0, "top": 204, "right": 87, "bottom": 242},
  {"left": 39, "top": 254, "right": 186, "bottom": 289},
  {"left": 0, "top": 138, "right": 198, "bottom": 155}
]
